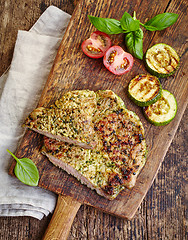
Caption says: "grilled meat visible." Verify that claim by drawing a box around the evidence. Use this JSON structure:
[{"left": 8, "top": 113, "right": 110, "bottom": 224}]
[
  {"left": 94, "top": 90, "right": 147, "bottom": 191},
  {"left": 41, "top": 90, "right": 147, "bottom": 199},
  {"left": 24, "top": 90, "right": 97, "bottom": 149},
  {"left": 42, "top": 137, "right": 117, "bottom": 199}
]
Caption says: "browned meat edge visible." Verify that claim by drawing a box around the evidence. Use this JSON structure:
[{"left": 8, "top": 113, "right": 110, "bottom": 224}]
[{"left": 25, "top": 127, "right": 94, "bottom": 149}]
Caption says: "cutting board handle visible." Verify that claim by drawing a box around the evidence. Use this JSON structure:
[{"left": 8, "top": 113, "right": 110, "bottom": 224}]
[{"left": 42, "top": 195, "right": 81, "bottom": 240}]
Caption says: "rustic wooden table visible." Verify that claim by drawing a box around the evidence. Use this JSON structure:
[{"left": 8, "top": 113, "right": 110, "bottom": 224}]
[{"left": 0, "top": 0, "right": 187, "bottom": 239}]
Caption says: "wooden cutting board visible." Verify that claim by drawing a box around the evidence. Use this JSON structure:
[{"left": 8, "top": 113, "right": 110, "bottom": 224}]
[{"left": 9, "top": 0, "right": 187, "bottom": 238}]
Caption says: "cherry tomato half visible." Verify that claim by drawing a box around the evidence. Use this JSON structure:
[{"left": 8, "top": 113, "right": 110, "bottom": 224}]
[
  {"left": 103, "top": 46, "right": 134, "bottom": 75},
  {"left": 81, "top": 31, "right": 111, "bottom": 59}
]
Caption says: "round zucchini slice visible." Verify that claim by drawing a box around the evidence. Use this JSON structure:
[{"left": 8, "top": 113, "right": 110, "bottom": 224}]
[
  {"left": 143, "top": 89, "right": 177, "bottom": 126},
  {"left": 145, "top": 43, "right": 180, "bottom": 78},
  {"left": 128, "top": 74, "right": 162, "bottom": 107}
]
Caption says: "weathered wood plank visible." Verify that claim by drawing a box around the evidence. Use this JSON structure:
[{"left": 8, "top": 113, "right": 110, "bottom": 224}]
[
  {"left": 8, "top": 0, "right": 188, "bottom": 219},
  {"left": 0, "top": 0, "right": 79, "bottom": 76},
  {"left": 0, "top": 0, "right": 187, "bottom": 239}
]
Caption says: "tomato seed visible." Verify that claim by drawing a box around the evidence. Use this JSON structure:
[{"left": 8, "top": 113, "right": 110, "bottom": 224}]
[
  {"left": 107, "top": 51, "right": 117, "bottom": 64},
  {"left": 87, "top": 45, "right": 102, "bottom": 53}
]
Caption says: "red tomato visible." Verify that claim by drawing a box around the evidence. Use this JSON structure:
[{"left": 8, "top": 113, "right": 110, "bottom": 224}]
[
  {"left": 81, "top": 31, "right": 111, "bottom": 58},
  {"left": 103, "top": 46, "right": 134, "bottom": 75}
]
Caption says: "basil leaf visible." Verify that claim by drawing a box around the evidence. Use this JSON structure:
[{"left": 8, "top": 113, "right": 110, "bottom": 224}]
[
  {"left": 7, "top": 149, "right": 39, "bottom": 186},
  {"left": 125, "top": 28, "right": 143, "bottom": 59},
  {"left": 140, "top": 24, "right": 159, "bottom": 31},
  {"left": 120, "top": 11, "right": 140, "bottom": 33},
  {"left": 143, "top": 13, "right": 179, "bottom": 31},
  {"left": 88, "top": 15, "right": 124, "bottom": 34}
]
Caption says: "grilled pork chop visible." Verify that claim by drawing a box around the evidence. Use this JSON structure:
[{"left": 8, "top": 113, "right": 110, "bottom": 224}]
[
  {"left": 42, "top": 90, "right": 147, "bottom": 200},
  {"left": 24, "top": 90, "right": 97, "bottom": 149},
  {"left": 94, "top": 90, "right": 147, "bottom": 190},
  {"left": 42, "top": 137, "right": 116, "bottom": 199}
]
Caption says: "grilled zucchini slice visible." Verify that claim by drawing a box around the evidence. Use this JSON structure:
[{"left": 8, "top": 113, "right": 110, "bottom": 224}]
[
  {"left": 128, "top": 74, "right": 162, "bottom": 107},
  {"left": 143, "top": 89, "right": 177, "bottom": 126},
  {"left": 145, "top": 43, "right": 179, "bottom": 78}
]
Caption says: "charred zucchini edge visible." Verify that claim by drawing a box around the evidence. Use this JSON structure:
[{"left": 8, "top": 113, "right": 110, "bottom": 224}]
[
  {"left": 127, "top": 74, "right": 162, "bottom": 107},
  {"left": 143, "top": 89, "right": 177, "bottom": 126}
]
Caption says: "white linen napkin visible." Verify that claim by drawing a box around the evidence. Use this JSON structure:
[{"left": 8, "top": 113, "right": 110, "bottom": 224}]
[{"left": 0, "top": 6, "right": 71, "bottom": 220}]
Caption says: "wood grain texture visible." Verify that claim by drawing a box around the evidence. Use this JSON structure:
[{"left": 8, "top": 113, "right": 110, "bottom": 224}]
[
  {"left": 0, "top": 0, "right": 187, "bottom": 239},
  {"left": 0, "top": 109, "right": 187, "bottom": 240},
  {"left": 0, "top": 0, "right": 79, "bottom": 76},
  {"left": 42, "top": 195, "right": 81, "bottom": 240},
  {"left": 9, "top": 0, "right": 188, "bottom": 219}
]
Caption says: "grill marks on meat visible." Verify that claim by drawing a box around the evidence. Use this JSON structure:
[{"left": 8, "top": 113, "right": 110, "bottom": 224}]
[
  {"left": 95, "top": 112, "right": 144, "bottom": 167},
  {"left": 40, "top": 90, "right": 147, "bottom": 200},
  {"left": 94, "top": 91, "right": 146, "bottom": 194},
  {"left": 23, "top": 90, "right": 97, "bottom": 149}
]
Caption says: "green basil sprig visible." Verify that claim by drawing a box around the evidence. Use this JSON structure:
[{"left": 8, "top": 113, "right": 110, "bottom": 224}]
[
  {"left": 7, "top": 149, "right": 39, "bottom": 186},
  {"left": 88, "top": 11, "right": 178, "bottom": 59}
]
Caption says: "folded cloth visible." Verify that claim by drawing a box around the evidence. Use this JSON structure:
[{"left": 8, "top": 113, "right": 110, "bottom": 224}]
[{"left": 0, "top": 6, "right": 71, "bottom": 220}]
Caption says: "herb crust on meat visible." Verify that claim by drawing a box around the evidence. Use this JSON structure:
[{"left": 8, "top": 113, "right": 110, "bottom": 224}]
[
  {"left": 23, "top": 90, "right": 97, "bottom": 149},
  {"left": 41, "top": 90, "right": 147, "bottom": 200}
]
